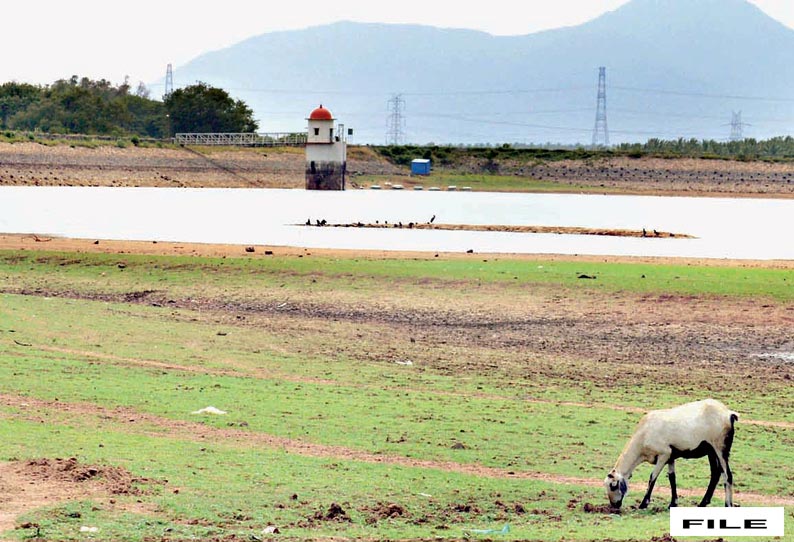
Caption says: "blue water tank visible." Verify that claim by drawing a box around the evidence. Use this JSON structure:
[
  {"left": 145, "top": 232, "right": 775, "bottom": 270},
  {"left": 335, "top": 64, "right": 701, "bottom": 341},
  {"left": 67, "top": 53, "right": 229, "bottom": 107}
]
[{"left": 411, "top": 158, "right": 431, "bottom": 176}]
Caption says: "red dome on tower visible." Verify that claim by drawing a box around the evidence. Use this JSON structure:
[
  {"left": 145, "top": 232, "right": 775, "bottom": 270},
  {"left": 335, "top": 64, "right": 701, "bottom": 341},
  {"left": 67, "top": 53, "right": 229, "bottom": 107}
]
[{"left": 308, "top": 105, "right": 334, "bottom": 121}]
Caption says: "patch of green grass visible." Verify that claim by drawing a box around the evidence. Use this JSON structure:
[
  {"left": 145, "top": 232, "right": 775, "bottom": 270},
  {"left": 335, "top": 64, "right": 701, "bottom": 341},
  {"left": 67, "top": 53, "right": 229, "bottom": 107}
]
[
  {"left": 3, "top": 250, "right": 793, "bottom": 301},
  {"left": 421, "top": 172, "right": 615, "bottom": 193},
  {"left": 373, "top": 145, "right": 610, "bottom": 167},
  {"left": 1, "top": 341, "right": 790, "bottom": 497},
  {"left": 354, "top": 172, "right": 624, "bottom": 194},
  {"left": 0, "top": 250, "right": 792, "bottom": 541},
  {"left": 1, "top": 294, "right": 791, "bottom": 496},
  {"left": 0, "top": 415, "right": 676, "bottom": 542},
  {"left": 2, "top": 289, "right": 792, "bottom": 424}
]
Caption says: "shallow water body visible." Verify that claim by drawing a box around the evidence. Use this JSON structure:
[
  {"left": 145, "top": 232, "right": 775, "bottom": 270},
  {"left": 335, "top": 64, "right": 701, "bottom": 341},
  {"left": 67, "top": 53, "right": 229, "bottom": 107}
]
[{"left": 1, "top": 186, "right": 793, "bottom": 260}]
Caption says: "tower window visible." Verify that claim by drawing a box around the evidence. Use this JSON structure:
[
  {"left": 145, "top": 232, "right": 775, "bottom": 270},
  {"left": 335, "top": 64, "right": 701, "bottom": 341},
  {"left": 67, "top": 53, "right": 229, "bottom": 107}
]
[{"left": 314, "top": 128, "right": 320, "bottom": 136}]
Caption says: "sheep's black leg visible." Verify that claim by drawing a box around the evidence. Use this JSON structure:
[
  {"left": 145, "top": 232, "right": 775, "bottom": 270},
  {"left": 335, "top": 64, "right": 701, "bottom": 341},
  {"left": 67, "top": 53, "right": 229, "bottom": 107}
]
[
  {"left": 699, "top": 449, "right": 721, "bottom": 507},
  {"left": 721, "top": 456, "right": 734, "bottom": 507},
  {"left": 667, "top": 460, "right": 678, "bottom": 508},
  {"left": 639, "top": 456, "right": 668, "bottom": 509},
  {"left": 721, "top": 415, "right": 737, "bottom": 507},
  {"left": 639, "top": 474, "right": 658, "bottom": 509}
]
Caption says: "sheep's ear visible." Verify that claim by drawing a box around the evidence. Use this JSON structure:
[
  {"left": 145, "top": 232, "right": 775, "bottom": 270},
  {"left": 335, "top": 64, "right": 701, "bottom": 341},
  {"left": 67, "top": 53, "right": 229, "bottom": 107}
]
[
  {"left": 619, "top": 478, "right": 628, "bottom": 495},
  {"left": 607, "top": 472, "right": 615, "bottom": 479}
]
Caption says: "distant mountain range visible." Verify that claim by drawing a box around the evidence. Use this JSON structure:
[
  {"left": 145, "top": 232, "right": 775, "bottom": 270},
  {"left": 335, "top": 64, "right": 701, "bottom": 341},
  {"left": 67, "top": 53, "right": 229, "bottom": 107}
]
[{"left": 170, "top": 0, "right": 794, "bottom": 145}]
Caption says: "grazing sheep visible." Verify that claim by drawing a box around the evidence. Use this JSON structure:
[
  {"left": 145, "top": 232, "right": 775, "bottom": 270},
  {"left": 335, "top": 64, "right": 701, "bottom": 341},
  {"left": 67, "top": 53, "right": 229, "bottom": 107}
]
[{"left": 604, "top": 399, "right": 738, "bottom": 510}]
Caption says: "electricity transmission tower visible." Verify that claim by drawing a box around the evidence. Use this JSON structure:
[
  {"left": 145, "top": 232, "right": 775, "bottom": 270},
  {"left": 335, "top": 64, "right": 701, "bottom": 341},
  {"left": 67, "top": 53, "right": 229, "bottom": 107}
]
[
  {"left": 592, "top": 67, "right": 609, "bottom": 148},
  {"left": 164, "top": 64, "right": 174, "bottom": 99},
  {"left": 386, "top": 94, "right": 406, "bottom": 145},
  {"left": 729, "top": 111, "right": 749, "bottom": 141}
]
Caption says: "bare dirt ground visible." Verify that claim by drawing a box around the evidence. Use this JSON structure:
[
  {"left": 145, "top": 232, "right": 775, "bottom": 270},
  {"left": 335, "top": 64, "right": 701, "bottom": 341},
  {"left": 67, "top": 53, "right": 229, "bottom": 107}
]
[
  {"left": 2, "top": 141, "right": 794, "bottom": 196},
  {"left": 3, "top": 233, "right": 794, "bottom": 383},
  {"left": 3, "top": 233, "right": 793, "bottom": 388},
  {"left": 0, "top": 143, "right": 398, "bottom": 189},
  {"left": 0, "top": 457, "right": 149, "bottom": 539},
  {"left": 485, "top": 155, "right": 794, "bottom": 197},
  {"left": 2, "top": 234, "right": 793, "bottom": 400}
]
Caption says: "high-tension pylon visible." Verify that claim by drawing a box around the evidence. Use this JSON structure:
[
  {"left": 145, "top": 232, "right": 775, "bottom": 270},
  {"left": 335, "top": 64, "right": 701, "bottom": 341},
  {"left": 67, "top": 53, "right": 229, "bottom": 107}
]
[
  {"left": 729, "top": 111, "right": 748, "bottom": 142},
  {"left": 592, "top": 67, "right": 609, "bottom": 148},
  {"left": 386, "top": 94, "right": 406, "bottom": 145},
  {"left": 164, "top": 64, "right": 174, "bottom": 99}
]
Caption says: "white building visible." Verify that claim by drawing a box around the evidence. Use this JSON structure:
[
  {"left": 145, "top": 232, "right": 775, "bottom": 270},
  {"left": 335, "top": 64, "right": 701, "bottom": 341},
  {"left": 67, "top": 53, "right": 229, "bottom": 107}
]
[{"left": 305, "top": 105, "right": 347, "bottom": 190}]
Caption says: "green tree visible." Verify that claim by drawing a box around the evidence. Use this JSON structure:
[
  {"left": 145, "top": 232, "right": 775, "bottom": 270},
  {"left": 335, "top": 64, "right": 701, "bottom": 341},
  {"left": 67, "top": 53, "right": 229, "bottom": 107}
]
[
  {"left": 616, "top": 136, "right": 794, "bottom": 160},
  {"left": 8, "top": 76, "right": 167, "bottom": 137},
  {"left": 0, "top": 82, "right": 41, "bottom": 129},
  {"left": 164, "top": 82, "right": 258, "bottom": 135}
]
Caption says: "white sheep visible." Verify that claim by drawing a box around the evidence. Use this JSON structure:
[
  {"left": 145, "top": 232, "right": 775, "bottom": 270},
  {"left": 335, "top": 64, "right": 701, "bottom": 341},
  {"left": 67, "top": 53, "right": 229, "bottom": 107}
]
[{"left": 604, "top": 398, "right": 738, "bottom": 509}]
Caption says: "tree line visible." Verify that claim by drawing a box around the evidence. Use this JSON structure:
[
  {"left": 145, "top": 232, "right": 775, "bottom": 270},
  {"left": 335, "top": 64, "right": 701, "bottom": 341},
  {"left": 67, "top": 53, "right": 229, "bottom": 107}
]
[
  {"left": 0, "top": 77, "right": 258, "bottom": 138},
  {"left": 2, "top": 77, "right": 793, "bottom": 160},
  {"left": 377, "top": 139, "right": 794, "bottom": 166},
  {"left": 616, "top": 137, "right": 794, "bottom": 160}
]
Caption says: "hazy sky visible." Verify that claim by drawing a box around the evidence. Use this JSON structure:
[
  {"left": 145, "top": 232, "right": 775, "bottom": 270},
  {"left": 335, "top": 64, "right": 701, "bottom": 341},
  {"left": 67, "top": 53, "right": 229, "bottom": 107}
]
[{"left": 2, "top": 0, "right": 791, "bottom": 87}]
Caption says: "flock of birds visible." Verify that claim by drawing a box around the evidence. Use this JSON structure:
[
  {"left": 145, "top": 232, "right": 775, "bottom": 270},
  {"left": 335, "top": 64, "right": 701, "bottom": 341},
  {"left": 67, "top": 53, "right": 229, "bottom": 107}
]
[
  {"left": 304, "top": 217, "right": 666, "bottom": 238},
  {"left": 305, "top": 215, "right": 436, "bottom": 228},
  {"left": 642, "top": 228, "right": 665, "bottom": 237}
]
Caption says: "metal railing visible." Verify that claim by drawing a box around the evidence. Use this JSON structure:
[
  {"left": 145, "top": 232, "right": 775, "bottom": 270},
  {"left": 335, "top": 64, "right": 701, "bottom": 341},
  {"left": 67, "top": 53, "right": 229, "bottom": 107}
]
[{"left": 174, "top": 132, "right": 307, "bottom": 147}]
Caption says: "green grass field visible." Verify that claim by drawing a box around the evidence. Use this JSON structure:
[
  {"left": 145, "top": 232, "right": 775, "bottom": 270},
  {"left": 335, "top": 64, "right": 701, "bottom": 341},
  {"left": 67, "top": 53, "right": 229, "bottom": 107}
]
[
  {"left": 353, "top": 172, "right": 626, "bottom": 194},
  {"left": 0, "top": 250, "right": 792, "bottom": 541}
]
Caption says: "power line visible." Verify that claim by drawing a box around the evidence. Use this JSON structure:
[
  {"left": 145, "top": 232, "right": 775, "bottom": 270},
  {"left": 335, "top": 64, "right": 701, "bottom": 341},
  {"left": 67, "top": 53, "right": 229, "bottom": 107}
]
[
  {"left": 181, "top": 84, "right": 591, "bottom": 98},
  {"left": 400, "top": 86, "right": 591, "bottom": 97},
  {"left": 410, "top": 111, "right": 736, "bottom": 139},
  {"left": 147, "top": 73, "right": 794, "bottom": 142},
  {"left": 226, "top": 87, "right": 381, "bottom": 96},
  {"left": 593, "top": 107, "right": 794, "bottom": 128},
  {"left": 413, "top": 107, "right": 592, "bottom": 117},
  {"left": 612, "top": 85, "right": 794, "bottom": 103},
  {"left": 413, "top": 112, "right": 591, "bottom": 133},
  {"left": 148, "top": 80, "right": 794, "bottom": 105},
  {"left": 612, "top": 107, "right": 729, "bottom": 121}
]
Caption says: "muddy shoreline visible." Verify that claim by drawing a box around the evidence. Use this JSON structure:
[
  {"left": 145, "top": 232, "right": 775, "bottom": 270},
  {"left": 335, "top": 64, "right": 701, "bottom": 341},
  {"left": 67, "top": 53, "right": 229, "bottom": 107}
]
[
  {"left": 3, "top": 141, "right": 794, "bottom": 197},
  {"left": 304, "top": 222, "right": 693, "bottom": 238},
  {"left": 3, "top": 233, "right": 794, "bottom": 268}
]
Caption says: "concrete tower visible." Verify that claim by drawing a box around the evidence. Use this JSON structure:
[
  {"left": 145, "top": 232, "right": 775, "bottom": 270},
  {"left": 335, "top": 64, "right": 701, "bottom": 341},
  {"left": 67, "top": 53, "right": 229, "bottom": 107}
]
[{"left": 305, "top": 105, "right": 346, "bottom": 190}]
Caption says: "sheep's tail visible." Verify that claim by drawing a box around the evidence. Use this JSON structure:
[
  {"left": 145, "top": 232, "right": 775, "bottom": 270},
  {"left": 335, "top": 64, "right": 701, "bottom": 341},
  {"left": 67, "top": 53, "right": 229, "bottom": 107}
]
[{"left": 724, "top": 412, "right": 739, "bottom": 460}]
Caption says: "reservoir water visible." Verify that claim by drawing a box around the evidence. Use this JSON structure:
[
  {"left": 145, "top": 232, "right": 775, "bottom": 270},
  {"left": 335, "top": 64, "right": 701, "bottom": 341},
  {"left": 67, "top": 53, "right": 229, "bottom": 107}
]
[{"left": 1, "top": 186, "right": 792, "bottom": 260}]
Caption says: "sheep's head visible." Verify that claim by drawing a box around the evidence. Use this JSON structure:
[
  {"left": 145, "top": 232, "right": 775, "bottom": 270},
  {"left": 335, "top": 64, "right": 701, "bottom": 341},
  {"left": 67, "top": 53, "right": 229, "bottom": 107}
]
[{"left": 604, "top": 470, "right": 628, "bottom": 509}]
